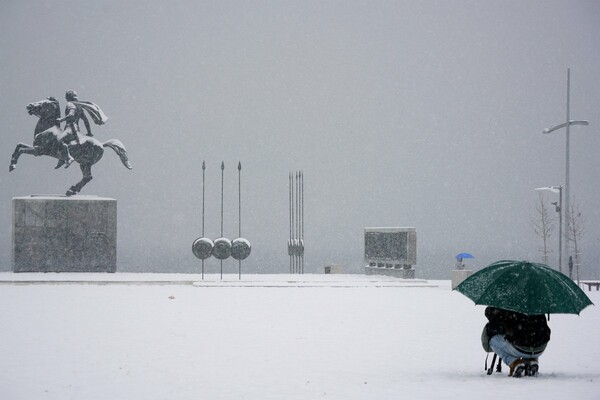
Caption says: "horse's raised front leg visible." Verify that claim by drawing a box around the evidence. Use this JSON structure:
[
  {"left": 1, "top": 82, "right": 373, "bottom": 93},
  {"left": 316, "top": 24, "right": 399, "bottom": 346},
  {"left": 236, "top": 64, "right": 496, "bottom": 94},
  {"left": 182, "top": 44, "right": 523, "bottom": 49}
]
[
  {"left": 9, "top": 143, "right": 37, "bottom": 171},
  {"left": 66, "top": 164, "right": 93, "bottom": 196}
]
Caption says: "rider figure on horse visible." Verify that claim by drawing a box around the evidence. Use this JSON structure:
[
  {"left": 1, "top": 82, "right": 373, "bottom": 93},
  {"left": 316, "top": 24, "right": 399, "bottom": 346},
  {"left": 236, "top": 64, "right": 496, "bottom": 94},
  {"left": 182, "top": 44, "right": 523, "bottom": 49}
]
[{"left": 55, "top": 90, "right": 107, "bottom": 169}]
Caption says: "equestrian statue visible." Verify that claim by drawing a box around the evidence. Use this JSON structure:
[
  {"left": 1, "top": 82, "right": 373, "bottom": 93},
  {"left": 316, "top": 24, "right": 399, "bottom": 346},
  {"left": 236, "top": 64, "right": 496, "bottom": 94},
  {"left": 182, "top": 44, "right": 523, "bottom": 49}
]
[{"left": 9, "top": 91, "right": 132, "bottom": 196}]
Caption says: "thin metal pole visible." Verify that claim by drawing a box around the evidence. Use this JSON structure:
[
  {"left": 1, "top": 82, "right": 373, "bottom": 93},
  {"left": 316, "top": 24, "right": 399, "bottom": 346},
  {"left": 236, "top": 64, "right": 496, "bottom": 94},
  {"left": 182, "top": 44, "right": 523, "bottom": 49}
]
[
  {"left": 564, "top": 68, "right": 570, "bottom": 275},
  {"left": 296, "top": 171, "right": 300, "bottom": 247},
  {"left": 299, "top": 171, "right": 301, "bottom": 274},
  {"left": 576, "top": 252, "right": 580, "bottom": 285},
  {"left": 202, "top": 161, "right": 206, "bottom": 280},
  {"left": 289, "top": 173, "right": 292, "bottom": 240},
  {"left": 238, "top": 161, "right": 242, "bottom": 280},
  {"left": 238, "top": 162, "right": 242, "bottom": 238},
  {"left": 558, "top": 186, "right": 563, "bottom": 274},
  {"left": 293, "top": 172, "right": 297, "bottom": 274},
  {"left": 296, "top": 171, "right": 300, "bottom": 274},
  {"left": 292, "top": 172, "right": 295, "bottom": 274},
  {"left": 202, "top": 161, "right": 206, "bottom": 235},
  {"left": 221, "top": 161, "right": 224, "bottom": 237},
  {"left": 301, "top": 170, "right": 304, "bottom": 274},
  {"left": 289, "top": 172, "right": 293, "bottom": 274},
  {"left": 221, "top": 161, "right": 224, "bottom": 280}
]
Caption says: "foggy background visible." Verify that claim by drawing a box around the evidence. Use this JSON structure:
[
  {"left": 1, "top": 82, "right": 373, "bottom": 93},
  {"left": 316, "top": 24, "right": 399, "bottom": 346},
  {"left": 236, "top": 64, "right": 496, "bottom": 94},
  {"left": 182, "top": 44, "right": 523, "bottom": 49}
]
[{"left": 1, "top": 1, "right": 599, "bottom": 278}]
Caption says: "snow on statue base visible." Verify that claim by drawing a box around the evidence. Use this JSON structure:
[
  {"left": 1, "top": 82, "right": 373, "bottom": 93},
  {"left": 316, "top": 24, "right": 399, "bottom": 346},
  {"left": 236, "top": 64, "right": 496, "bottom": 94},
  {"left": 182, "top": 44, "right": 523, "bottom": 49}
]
[{"left": 12, "top": 195, "right": 117, "bottom": 273}]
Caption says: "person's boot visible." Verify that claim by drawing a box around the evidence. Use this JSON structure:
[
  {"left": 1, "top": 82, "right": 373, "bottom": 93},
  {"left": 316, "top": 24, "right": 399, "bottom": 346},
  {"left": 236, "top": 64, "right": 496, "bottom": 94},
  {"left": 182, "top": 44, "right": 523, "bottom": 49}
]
[
  {"left": 509, "top": 359, "right": 526, "bottom": 377},
  {"left": 525, "top": 359, "right": 539, "bottom": 377},
  {"left": 56, "top": 157, "right": 74, "bottom": 169},
  {"left": 64, "top": 156, "right": 74, "bottom": 168}
]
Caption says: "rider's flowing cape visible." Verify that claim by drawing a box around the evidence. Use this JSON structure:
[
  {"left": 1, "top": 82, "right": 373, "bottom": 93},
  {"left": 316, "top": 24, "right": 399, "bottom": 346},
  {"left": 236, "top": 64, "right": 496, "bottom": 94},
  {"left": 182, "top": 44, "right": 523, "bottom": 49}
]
[{"left": 72, "top": 101, "right": 109, "bottom": 125}]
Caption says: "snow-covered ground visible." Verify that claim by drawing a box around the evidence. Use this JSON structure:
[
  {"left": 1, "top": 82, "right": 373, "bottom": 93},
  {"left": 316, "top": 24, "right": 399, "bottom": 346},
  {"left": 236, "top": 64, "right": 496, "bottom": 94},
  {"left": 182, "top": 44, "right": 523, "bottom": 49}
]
[{"left": 0, "top": 273, "right": 597, "bottom": 400}]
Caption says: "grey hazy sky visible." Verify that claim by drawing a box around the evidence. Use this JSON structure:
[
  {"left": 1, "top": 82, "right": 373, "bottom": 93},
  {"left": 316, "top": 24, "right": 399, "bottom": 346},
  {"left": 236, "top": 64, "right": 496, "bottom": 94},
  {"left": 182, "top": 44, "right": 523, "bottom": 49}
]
[{"left": 1, "top": 1, "right": 599, "bottom": 277}]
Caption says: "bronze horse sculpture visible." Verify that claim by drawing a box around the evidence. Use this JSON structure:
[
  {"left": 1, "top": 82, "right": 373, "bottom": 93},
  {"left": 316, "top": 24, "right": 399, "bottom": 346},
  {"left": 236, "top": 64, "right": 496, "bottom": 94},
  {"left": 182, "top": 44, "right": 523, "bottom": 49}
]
[{"left": 9, "top": 97, "right": 132, "bottom": 196}]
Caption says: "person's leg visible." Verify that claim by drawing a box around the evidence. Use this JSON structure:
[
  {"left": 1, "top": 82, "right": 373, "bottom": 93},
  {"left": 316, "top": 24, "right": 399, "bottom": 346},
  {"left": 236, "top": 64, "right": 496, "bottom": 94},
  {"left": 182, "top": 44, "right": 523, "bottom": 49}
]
[
  {"left": 489, "top": 335, "right": 518, "bottom": 366},
  {"left": 55, "top": 142, "right": 73, "bottom": 169},
  {"left": 489, "top": 335, "right": 526, "bottom": 377}
]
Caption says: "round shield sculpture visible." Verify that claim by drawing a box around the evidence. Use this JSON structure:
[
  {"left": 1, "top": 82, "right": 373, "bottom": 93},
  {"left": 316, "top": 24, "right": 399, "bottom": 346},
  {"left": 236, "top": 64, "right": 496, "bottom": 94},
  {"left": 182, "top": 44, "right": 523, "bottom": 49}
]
[
  {"left": 192, "top": 237, "right": 214, "bottom": 260},
  {"left": 213, "top": 237, "right": 232, "bottom": 260},
  {"left": 231, "top": 238, "right": 251, "bottom": 260}
]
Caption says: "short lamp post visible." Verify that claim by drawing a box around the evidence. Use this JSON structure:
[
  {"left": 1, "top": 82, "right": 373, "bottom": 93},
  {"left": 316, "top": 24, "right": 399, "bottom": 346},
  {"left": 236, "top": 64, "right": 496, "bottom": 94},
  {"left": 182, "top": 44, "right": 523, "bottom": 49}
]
[{"left": 535, "top": 186, "right": 563, "bottom": 273}]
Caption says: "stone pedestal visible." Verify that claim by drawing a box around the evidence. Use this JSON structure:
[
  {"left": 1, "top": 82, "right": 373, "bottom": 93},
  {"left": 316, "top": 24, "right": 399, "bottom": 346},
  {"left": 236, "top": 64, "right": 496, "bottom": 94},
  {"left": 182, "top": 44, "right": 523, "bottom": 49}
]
[
  {"left": 451, "top": 269, "right": 473, "bottom": 289},
  {"left": 12, "top": 195, "right": 117, "bottom": 273}
]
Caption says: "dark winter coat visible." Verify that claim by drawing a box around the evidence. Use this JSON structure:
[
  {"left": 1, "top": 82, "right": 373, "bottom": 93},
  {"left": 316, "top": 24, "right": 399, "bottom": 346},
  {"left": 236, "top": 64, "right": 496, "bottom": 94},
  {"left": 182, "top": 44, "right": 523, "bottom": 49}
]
[{"left": 481, "top": 306, "right": 551, "bottom": 353}]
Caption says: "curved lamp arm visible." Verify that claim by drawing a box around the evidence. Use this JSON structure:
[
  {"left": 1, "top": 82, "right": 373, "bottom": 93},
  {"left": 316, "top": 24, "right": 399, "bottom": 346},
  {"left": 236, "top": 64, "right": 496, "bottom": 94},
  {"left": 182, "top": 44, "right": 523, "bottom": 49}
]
[{"left": 543, "top": 120, "right": 589, "bottom": 134}]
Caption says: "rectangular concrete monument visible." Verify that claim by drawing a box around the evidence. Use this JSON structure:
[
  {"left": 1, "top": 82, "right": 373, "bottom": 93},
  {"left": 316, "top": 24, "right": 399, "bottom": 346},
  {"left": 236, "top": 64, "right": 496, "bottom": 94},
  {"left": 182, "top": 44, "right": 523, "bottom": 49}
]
[
  {"left": 12, "top": 195, "right": 117, "bottom": 273},
  {"left": 364, "top": 227, "right": 417, "bottom": 278}
]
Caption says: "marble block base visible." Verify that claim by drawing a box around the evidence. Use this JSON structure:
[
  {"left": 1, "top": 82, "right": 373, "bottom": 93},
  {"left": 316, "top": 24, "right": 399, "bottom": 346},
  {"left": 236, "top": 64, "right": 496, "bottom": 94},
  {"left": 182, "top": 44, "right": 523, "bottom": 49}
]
[
  {"left": 12, "top": 195, "right": 117, "bottom": 273},
  {"left": 451, "top": 269, "right": 473, "bottom": 289}
]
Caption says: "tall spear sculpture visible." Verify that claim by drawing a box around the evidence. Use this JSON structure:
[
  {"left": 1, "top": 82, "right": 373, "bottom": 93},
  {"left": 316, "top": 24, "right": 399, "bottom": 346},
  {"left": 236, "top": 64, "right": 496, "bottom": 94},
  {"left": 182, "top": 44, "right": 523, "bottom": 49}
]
[
  {"left": 231, "top": 162, "right": 251, "bottom": 276},
  {"left": 289, "top": 172, "right": 293, "bottom": 273},
  {"left": 288, "top": 170, "right": 304, "bottom": 274},
  {"left": 298, "top": 171, "right": 301, "bottom": 274},
  {"left": 202, "top": 161, "right": 206, "bottom": 279},
  {"left": 192, "top": 161, "right": 214, "bottom": 279},
  {"left": 194, "top": 161, "right": 249, "bottom": 279},
  {"left": 300, "top": 170, "right": 304, "bottom": 274},
  {"left": 220, "top": 161, "right": 224, "bottom": 279},
  {"left": 238, "top": 162, "right": 242, "bottom": 279}
]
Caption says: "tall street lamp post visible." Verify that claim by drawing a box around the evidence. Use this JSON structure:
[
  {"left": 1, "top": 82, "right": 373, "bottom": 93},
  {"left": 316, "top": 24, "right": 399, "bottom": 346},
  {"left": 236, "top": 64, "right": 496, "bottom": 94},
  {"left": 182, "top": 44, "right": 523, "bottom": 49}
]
[
  {"left": 542, "top": 68, "right": 589, "bottom": 275},
  {"left": 535, "top": 186, "right": 562, "bottom": 272}
]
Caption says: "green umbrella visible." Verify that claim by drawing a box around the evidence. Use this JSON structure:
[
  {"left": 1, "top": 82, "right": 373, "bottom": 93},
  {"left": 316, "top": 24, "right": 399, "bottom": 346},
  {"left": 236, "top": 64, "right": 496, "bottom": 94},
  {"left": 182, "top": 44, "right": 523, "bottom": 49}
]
[{"left": 454, "top": 260, "right": 593, "bottom": 315}]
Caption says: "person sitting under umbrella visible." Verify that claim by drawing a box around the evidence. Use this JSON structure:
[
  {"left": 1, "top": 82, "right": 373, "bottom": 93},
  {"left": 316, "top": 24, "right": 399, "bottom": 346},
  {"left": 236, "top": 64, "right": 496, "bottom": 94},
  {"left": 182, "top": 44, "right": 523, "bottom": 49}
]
[
  {"left": 482, "top": 306, "right": 551, "bottom": 377},
  {"left": 455, "top": 256, "right": 465, "bottom": 270},
  {"left": 454, "top": 253, "right": 473, "bottom": 270}
]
